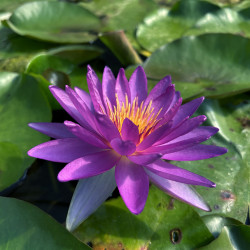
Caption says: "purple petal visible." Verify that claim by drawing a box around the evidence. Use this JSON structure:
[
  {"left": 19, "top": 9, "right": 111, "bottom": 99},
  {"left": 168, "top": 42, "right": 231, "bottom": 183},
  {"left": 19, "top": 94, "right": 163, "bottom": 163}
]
[
  {"left": 28, "top": 122, "right": 74, "bottom": 139},
  {"left": 65, "top": 86, "right": 98, "bottom": 132},
  {"left": 145, "top": 126, "right": 219, "bottom": 154},
  {"left": 168, "top": 126, "right": 219, "bottom": 143},
  {"left": 146, "top": 169, "right": 211, "bottom": 211},
  {"left": 115, "top": 157, "right": 149, "bottom": 214},
  {"left": 172, "top": 96, "right": 205, "bottom": 126},
  {"left": 74, "top": 87, "right": 94, "bottom": 111},
  {"left": 64, "top": 121, "right": 108, "bottom": 148},
  {"left": 66, "top": 168, "right": 116, "bottom": 231},
  {"left": 145, "top": 160, "right": 215, "bottom": 187},
  {"left": 156, "top": 115, "right": 207, "bottom": 145},
  {"left": 163, "top": 144, "right": 228, "bottom": 161},
  {"left": 121, "top": 118, "right": 139, "bottom": 144},
  {"left": 129, "top": 66, "right": 147, "bottom": 104},
  {"left": 28, "top": 138, "right": 102, "bottom": 163},
  {"left": 58, "top": 150, "right": 120, "bottom": 181},
  {"left": 110, "top": 138, "right": 136, "bottom": 156},
  {"left": 150, "top": 85, "right": 175, "bottom": 118},
  {"left": 115, "top": 68, "right": 131, "bottom": 104},
  {"left": 169, "top": 91, "right": 181, "bottom": 110},
  {"left": 49, "top": 86, "right": 85, "bottom": 125},
  {"left": 102, "top": 66, "right": 116, "bottom": 111},
  {"left": 94, "top": 113, "right": 121, "bottom": 142},
  {"left": 144, "top": 75, "right": 171, "bottom": 107},
  {"left": 155, "top": 97, "right": 182, "bottom": 129},
  {"left": 87, "top": 65, "right": 105, "bottom": 113},
  {"left": 136, "top": 122, "right": 172, "bottom": 151},
  {"left": 128, "top": 153, "right": 161, "bottom": 165}
]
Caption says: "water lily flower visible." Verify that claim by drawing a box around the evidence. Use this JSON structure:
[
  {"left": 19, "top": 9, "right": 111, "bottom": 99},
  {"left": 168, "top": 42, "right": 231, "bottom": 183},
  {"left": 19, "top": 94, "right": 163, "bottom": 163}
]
[{"left": 28, "top": 66, "right": 227, "bottom": 231}]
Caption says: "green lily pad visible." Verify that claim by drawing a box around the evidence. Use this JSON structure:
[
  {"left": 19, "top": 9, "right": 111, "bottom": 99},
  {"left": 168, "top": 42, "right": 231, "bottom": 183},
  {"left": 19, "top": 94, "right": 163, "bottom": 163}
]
[
  {"left": 0, "top": 23, "right": 56, "bottom": 72},
  {"left": 0, "top": 0, "right": 55, "bottom": 13},
  {"left": 6, "top": 1, "right": 101, "bottom": 43},
  {"left": 74, "top": 186, "right": 213, "bottom": 249},
  {"left": 0, "top": 142, "right": 23, "bottom": 191},
  {"left": 80, "top": 0, "right": 157, "bottom": 46},
  {"left": 0, "top": 72, "right": 51, "bottom": 191},
  {"left": 0, "top": 23, "right": 57, "bottom": 59},
  {"left": 199, "top": 225, "right": 250, "bottom": 250},
  {"left": 137, "top": 0, "right": 250, "bottom": 52},
  {"left": 26, "top": 53, "right": 104, "bottom": 109},
  {"left": 143, "top": 34, "right": 250, "bottom": 99},
  {"left": 136, "top": 0, "right": 220, "bottom": 52},
  {"left": 48, "top": 45, "right": 103, "bottom": 64},
  {"left": 26, "top": 54, "right": 89, "bottom": 90},
  {"left": 171, "top": 98, "right": 250, "bottom": 223},
  {"left": 0, "top": 197, "right": 89, "bottom": 249},
  {"left": 202, "top": 215, "right": 243, "bottom": 238}
]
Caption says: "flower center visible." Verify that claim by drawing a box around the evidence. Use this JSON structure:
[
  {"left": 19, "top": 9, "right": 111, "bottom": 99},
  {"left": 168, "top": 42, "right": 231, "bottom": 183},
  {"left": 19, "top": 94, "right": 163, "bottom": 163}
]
[{"left": 107, "top": 95, "right": 162, "bottom": 143}]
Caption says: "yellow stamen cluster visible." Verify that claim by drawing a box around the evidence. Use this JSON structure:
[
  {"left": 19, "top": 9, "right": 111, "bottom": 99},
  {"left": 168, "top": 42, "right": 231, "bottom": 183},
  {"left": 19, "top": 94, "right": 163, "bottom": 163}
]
[{"left": 106, "top": 95, "right": 162, "bottom": 143}]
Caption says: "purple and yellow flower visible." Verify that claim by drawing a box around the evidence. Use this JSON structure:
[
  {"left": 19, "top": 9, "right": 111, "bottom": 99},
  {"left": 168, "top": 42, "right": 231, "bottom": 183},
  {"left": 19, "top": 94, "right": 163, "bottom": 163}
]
[{"left": 28, "top": 66, "right": 227, "bottom": 227}]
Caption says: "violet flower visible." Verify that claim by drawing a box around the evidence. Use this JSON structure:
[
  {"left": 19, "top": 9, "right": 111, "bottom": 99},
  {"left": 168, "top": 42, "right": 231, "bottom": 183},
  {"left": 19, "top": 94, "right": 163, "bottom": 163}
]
[{"left": 28, "top": 66, "right": 227, "bottom": 230}]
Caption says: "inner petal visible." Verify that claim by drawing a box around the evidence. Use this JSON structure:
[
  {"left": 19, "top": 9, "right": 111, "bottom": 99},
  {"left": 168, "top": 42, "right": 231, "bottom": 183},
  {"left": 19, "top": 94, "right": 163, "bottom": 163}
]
[{"left": 106, "top": 95, "right": 163, "bottom": 143}]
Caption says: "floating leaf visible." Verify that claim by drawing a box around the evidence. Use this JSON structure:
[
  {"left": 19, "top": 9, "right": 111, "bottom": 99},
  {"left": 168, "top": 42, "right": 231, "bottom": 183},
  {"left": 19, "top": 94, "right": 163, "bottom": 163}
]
[
  {"left": 199, "top": 225, "right": 250, "bottom": 250},
  {"left": 143, "top": 34, "right": 250, "bottom": 99},
  {"left": 0, "top": 197, "right": 89, "bottom": 249},
  {"left": 137, "top": 0, "right": 250, "bottom": 52},
  {"left": 81, "top": 0, "right": 157, "bottom": 46},
  {"left": 0, "top": 142, "right": 23, "bottom": 191},
  {"left": 171, "top": 98, "right": 250, "bottom": 223},
  {"left": 48, "top": 45, "right": 103, "bottom": 64},
  {"left": 7, "top": 1, "right": 101, "bottom": 43},
  {"left": 74, "top": 186, "right": 213, "bottom": 249},
  {"left": 0, "top": 0, "right": 56, "bottom": 13},
  {"left": 202, "top": 215, "right": 243, "bottom": 238},
  {"left": 0, "top": 72, "right": 51, "bottom": 191}
]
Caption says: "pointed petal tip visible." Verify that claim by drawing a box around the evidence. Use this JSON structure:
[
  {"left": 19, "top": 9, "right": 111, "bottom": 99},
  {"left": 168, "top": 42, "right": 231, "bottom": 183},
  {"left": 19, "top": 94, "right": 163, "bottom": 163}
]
[
  {"left": 57, "top": 170, "right": 71, "bottom": 182},
  {"left": 118, "top": 67, "right": 125, "bottom": 75},
  {"left": 129, "top": 207, "right": 144, "bottom": 215},
  {"left": 87, "top": 64, "right": 92, "bottom": 71}
]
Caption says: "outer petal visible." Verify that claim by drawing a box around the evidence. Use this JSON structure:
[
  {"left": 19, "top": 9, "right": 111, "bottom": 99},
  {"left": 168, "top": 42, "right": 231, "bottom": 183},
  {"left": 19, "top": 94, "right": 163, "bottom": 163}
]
[
  {"left": 49, "top": 86, "right": 85, "bottom": 126},
  {"left": 163, "top": 144, "right": 228, "bottom": 161},
  {"left": 145, "top": 160, "right": 215, "bottom": 187},
  {"left": 144, "top": 75, "right": 171, "bottom": 107},
  {"left": 28, "top": 122, "right": 74, "bottom": 139},
  {"left": 115, "top": 157, "right": 149, "bottom": 214},
  {"left": 172, "top": 96, "right": 205, "bottom": 126},
  {"left": 102, "top": 66, "right": 116, "bottom": 111},
  {"left": 128, "top": 153, "right": 161, "bottom": 165},
  {"left": 74, "top": 87, "right": 94, "bottom": 111},
  {"left": 64, "top": 121, "right": 108, "bottom": 148},
  {"left": 155, "top": 115, "right": 207, "bottom": 145},
  {"left": 146, "top": 169, "right": 211, "bottom": 211},
  {"left": 58, "top": 150, "right": 120, "bottom": 181},
  {"left": 168, "top": 126, "right": 219, "bottom": 143},
  {"left": 146, "top": 126, "right": 219, "bottom": 154},
  {"left": 28, "top": 138, "right": 101, "bottom": 163},
  {"left": 110, "top": 138, "right": 136, "bottom": 156},
  {"left": 66, "top": 168, "right": 116, "bottom": 231},
  {"left": 65, "top": 86, "right": 98, "bottom": 132},
  {"left": 145, "top": 135, "right": 211, "bottom": 155},
  {"left": 129, "top": 66, "right": 147, "bottom": 104},
  {"left": 87, "top": 65, "right": 105, "bottom": 113},
  {"left": 121, "top": 118, "right": 139, "bottom": 144},
  {"left": 115, "top": 68, "right": 131, "bottom": 104}
]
